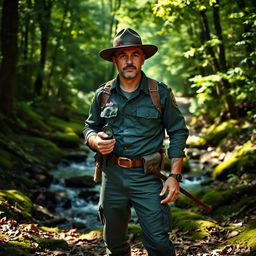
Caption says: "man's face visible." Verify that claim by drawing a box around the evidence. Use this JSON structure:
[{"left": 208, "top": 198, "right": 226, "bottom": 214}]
[{"left": 112, "top": 47, "right": 145, "bottom": 79}]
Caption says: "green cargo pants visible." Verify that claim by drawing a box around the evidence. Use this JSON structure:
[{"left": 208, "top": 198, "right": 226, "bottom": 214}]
[{"left": 98, "top": 160, "right": 176, "bottom": 256}]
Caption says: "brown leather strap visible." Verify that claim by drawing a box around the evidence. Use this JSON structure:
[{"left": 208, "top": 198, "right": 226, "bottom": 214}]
[
  {"left": 148, "top": 78, "right": 162, "bottom": 116},
  {"left": 100, "top": 79, "right": 114, "bottom": 109},
  {"left": 110, "top": 155, "right": 143, "bottom": 168}
]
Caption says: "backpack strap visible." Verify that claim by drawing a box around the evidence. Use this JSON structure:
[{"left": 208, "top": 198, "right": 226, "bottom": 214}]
[
  {"left": 148, "top": 78, "right": 163, "bottom": 116},
  {"left": 100, "top": 79, "right": 115, "bottom": 109}
]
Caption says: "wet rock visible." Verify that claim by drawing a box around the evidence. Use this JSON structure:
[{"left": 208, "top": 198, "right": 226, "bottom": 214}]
[
  {"left": 65, "top": 175, "right": 95, "bottom": 188},
  {"left": 64, "top": 151, "right": 88, "bottom": 162},
  {"left": 78, "top": 190, "right": 99, "bottom": 202}
]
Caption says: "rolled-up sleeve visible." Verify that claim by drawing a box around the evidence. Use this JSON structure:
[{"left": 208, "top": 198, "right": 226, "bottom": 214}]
[
  {"left": 162, "top": 87, "right": 189, "bottom": 158},
  {"left": 83, "top": 89, "right": 104, "bottom": 144}
]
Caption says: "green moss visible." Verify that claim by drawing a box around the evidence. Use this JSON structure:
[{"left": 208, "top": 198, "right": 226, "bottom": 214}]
[
  {"left": 0, "top": 149, "right": 13, "bottom": 169},
  {"left": 50, "top": 131, "right": 80, "bottom": 147},
  {"left": 0, "top": 190, "right": 33, "bottom": 219},
  {"left": 40, "top": 226, "right": 61, "bottom": 233},
  {"left": 213, "top": 141, "right": 256, "bottom": 180},
  {"left": 8, "top": 237, "right": 35, "bottom": 249},
  {"left": 172, "top": 207, "right": 220, "bottom": 239},
  {"left": 46, "top": 116, "right": 83, "bottom": 136},
  {"left": 213, "top": 196, "right": 256, "bottom": 220},
  {"left": 0, "top": 243, "right": 32, "bottom": 256},
  {"left": 17, "top": 102, "right": 51, "bottom": 132},
  {"left": 18, "top": 135, "right": 64, "bottom": 164},
  {"left": 35, "top": 238, "right": 69, "bottom": 250},
  {"left": 79, "top": 229, "right": 103, "bottom": 240},
  {"left": 199, "top": 184, "right": 256, "bottom": 215},
  {"left": 128, "top": 224, "right": 142, "bottom": 240},
  {"left": 175, "top": 194, "right": 196, "bottom": 209},
  {"left": 189, "top": 120, "right": 239, "bottom": 147},
  {"left": 227, "top": 221, "right": 256, "bottom": 247}
]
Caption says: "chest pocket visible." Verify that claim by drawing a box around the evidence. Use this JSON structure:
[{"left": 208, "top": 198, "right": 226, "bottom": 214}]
[
  {"left": 136, "top": 106, "right": 159, "bottom": 119},
  {"left": 100, "top": 104, "right": 118, "bottom": 119}
]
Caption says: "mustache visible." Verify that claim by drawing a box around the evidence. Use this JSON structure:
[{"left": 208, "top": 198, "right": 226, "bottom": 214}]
[{"left": 123, "top": 65, "right": 137, "bottom": 70}]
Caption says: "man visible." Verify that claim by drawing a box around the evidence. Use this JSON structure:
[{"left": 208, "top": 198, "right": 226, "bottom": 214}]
[{"left": 84, "top": 28, "right": 189, "bottom": 256}]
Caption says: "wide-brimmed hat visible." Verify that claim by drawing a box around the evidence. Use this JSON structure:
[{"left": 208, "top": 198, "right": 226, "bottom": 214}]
[{"left": 99, "top": 28, "right": 158, "bottom": 62}]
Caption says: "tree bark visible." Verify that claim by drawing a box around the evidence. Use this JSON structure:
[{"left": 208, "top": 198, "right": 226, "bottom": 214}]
[
  {"left": 212, "top": 0, "right": 238, "bottom": 118},
  {"left": 34, "top": 0, "right": 53, "bottom": 96},
  {"left": 199, "top": 7, "right": 237, "bottom": 118},
  {"left": 0, "top": 0, "right": 19, "bottom": 116},
  {"left": 46, "top": 1, "right": 69, "bottom": 91}
]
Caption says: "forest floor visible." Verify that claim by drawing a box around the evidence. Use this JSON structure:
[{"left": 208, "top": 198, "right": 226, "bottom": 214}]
[{"left": 1, "top": 214, "right": 255, "bottom": 256}]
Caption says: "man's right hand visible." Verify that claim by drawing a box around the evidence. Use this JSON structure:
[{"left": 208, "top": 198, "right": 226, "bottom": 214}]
[{"left": 88, "top": 132, "right": 116, "bottom": 155}]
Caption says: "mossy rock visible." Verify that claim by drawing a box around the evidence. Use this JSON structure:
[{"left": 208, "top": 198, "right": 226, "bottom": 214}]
[
  {"left": 189, "top": 119, "right": 239, "bottom": 147},
  {"left": 199, "top": 184, "right": 256, "bottom": 213},
  {"left": 17, "top": 102, "right": 51, "bottom": 132},
  {"left": 0, "top": 243, "right": 32, "bottom": 256},
  {"left": 0, "top": 148, "right": 13, "bottom": 169},
  {"left": 213, "top": 196, "right": 256, "bottom": 220},
  {"left": 0, "top": 190, "right": 34, "bottom": 220},
  {"left": 0, "top": 236, "right": 68, "bottom": 255},
  {"left": 35, "top": 238, "right": 69, "bottom": 250},
  {"left": 18, "top": 135, "right": 64, "bottom": 164},
  {"left": 172, "top": 207, "right": 220, "bottom": 239},
  {"left": 50, "top": 131, "right": 80, "bottom": 147},
  {"left": 40, "top": 226, "right": 61, "bottom": 233},
  {"left": 175, "top": 194, "right": 198, "bottom": 209},
  {"left": 213, "top": 141, "right": 256, "bottom": 180},
  {"left": 46, "top": 116, "right": 83, "bottom": 136},
  {"left": 79, "top": 229, "right": 103, "bottom": 240},
  {"left": 227, "top": 220, "right": 256, "bottom": 248}
]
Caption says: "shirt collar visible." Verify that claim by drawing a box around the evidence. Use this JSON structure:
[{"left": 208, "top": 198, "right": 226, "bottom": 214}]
[{"left": 111, "top": 71, "right": 149, "bottom": 95}]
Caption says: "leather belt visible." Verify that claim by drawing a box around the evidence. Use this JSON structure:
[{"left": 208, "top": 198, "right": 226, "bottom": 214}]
[{"left": 110, "top": 155, "right": 143, "bottom": 168}]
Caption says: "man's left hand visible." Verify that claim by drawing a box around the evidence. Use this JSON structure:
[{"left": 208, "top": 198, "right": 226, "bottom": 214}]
[{"left": 160, "top": 177, "right": 180, "bottom": 204}]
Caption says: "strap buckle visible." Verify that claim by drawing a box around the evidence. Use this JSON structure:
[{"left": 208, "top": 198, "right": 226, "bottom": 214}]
[{"left": 117, "top": 157, "right": 133, "bottom": 168}]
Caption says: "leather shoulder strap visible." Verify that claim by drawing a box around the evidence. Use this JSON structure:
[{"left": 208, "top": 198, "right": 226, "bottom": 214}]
[
  {"left": 100, "top": 79, "right": 115, "bottom": 109},
  {"left": 148, "top": 78, "right": 162, "bottom": 116}
]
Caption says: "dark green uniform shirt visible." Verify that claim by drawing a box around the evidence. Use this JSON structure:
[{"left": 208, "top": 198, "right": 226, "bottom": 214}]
[{"left": 83, "top": 72, "right": 189, "bottom": 158}]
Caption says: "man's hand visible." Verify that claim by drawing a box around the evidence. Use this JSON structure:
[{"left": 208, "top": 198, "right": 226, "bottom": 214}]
[
  {"left": 88, "top": 132, "right": 116, "bottom": 155},
  {"left": 160, "top": 177, "right": 180, "bottom": 204}
]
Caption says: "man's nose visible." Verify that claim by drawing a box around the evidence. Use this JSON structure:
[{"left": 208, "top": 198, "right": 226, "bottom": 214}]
[{"left": 126, "top": 55, "right": 133, "bottom": 63}]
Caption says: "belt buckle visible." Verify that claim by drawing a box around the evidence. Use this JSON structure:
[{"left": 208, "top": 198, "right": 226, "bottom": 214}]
[{"left": 117, "top": 157, "right": 132, "bottom": 168}]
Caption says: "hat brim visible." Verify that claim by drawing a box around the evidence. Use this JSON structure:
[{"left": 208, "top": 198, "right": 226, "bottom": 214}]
[{"left": 99, "top": 44, "right": 158, "bottom": 62}]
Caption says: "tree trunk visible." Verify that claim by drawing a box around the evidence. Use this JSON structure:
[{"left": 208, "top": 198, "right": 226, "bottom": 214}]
[
  {"left": 34, "top": 0, "right": 53, "bottom": 96},
  {"left": 212, "top": 0, "right": 238, "bottom": 118},
  {"left": 108, "top": 0, "right": 121, "bottom": 80},
  {"left": 46, "top": 1, "right": 69, "bottom": 91},
  {"left": 199, "top": 9, "right": 221, "bottom": 73},
  {"left": 0, "top": 0, "right": 19, "bottom": 116}
]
